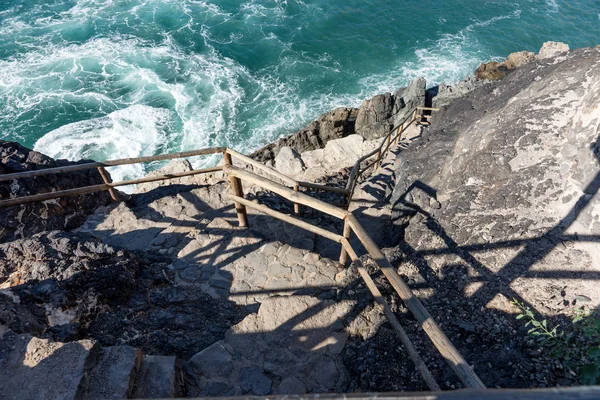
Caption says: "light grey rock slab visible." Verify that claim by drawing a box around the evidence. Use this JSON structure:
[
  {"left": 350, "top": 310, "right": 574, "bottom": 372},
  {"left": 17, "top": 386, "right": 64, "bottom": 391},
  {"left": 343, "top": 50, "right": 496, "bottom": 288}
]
[
  {"left": 392, "top": 45, "right": 600, "bottom": 314},
  {"left": 274, "top": 146, "right": 305, "bottom": 178},
  {"left": 0, "top": 330, "right": 100, "bottom": 400},
  {"left": 538, "top": 41, "right": 570, "bottom": 59}
]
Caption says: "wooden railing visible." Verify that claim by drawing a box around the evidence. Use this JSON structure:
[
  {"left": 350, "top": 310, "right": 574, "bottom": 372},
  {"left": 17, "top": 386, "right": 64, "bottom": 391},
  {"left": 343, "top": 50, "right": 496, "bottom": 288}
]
[
  {"left": 0, "top": 147, "right": 345, "bottom": 209},
  {"left": 0, "top": 106, "right": 436, "bottom": 210},
  {"left": 344, "top": 106, "right": 438, "bottom": 205},
  {"left": 0, "top": 107, "right": 488, "bottom": 390},
  {"left": 222, "top": 164, "right": 484, "bottom": 390}
]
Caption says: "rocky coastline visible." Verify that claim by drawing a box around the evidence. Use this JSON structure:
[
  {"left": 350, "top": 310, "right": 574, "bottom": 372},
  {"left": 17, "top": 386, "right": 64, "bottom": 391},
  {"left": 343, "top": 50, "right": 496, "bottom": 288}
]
[{"left": 1, "top": 41, "right": 599, "bottom": 397}]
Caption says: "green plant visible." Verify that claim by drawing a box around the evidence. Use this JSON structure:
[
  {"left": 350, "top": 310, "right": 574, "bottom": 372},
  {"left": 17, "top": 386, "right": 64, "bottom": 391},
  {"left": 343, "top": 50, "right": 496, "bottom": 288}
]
[
  {"left": 511, "top": 299, "right": 561, "bottom": 343},
  {"left": 571, "top": 307, "right": 600, "bottom": 385},
  {"left": 510, "top": 299, "right": 600, "bottom": 385}
]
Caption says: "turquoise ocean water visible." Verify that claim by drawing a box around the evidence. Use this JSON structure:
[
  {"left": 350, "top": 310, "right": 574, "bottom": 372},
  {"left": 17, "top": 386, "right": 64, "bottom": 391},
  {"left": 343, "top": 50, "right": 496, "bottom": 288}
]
[{"left": 1, "top": 0, "right": 599, "bottom": 180}]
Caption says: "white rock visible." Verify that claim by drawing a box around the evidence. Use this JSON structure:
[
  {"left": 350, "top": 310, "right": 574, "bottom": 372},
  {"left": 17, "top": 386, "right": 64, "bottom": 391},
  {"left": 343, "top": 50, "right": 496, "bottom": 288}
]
[
  {"left": 274, "top": 146, "right": 305, "bottom": 177},
  {"left": 538, "top": 41, "right": 569, "bottom": 59}
]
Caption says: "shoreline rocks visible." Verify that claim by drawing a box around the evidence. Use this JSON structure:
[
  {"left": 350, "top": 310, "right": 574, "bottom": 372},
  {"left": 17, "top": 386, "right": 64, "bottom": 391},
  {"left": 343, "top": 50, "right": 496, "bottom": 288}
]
[
  {"left": 0, "top": 140, "right": 112, "bottom": 244},
  {"left": 250, "top": 77, "right": 427, "bottom": 163}
]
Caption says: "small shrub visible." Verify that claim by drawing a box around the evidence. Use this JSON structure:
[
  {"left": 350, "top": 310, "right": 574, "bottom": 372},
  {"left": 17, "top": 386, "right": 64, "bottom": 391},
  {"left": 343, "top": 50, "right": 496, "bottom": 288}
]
[{"left": 511, "top": 298, "right": 600, "bottom": 385}]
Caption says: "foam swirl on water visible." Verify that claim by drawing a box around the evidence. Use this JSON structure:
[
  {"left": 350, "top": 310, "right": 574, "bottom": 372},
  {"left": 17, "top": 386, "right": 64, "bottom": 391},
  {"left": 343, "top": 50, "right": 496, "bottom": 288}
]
[
  {"left": 0, "top": 0, "right": 598, "bottom": 180},
  {"left": 34, "top": 105, "right": 172, "bottom": 182}
]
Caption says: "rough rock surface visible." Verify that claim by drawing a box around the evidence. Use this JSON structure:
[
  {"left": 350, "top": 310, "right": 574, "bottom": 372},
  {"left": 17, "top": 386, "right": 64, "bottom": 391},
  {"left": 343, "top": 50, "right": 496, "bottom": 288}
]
[
  {"left": 251, "top": 107, "right": 358, "bottom": 162},
  {"left": 475, "top": 61, "right": 508, "bottom": 81},
  {"left": 133, "top": 355, "right": 184, "bottom": 398},
  {"left": 0, "top": 231, "right": 140, "bottom": 340},
  {"left": 88, "top": 345, "right": 142, "bottom": 399},
  {"left": 538, "top": 41, "right": 570, "bottom": 59},
  {"left": 392, "top": 46, "right": 600, "bottom": 317},
  {"left": 505, "top": 51, "right": 537, "bottom": 69},
  {"left": 185, "top": 295, "right": 354, "bottom": 396},
  {"left": 0, "top": 141, "right": 111, "bottom": 243},
  {"left": 430, "top": 76, "right": 488, "bottom": 109},
  {"left": 355, "top": 93, "right": 395, "bottom": 139},
  {"left": 274, "top": 146, "right": 305, "bottom": 177},
  {"left": 251, "top": 78, "right": 426, "bottom": 161},
  {"left": 289, "top": 134, "right": 379, "bottom": 181},
  {"left": 0, "top": 329, "right": 100, "bottom": 400}
]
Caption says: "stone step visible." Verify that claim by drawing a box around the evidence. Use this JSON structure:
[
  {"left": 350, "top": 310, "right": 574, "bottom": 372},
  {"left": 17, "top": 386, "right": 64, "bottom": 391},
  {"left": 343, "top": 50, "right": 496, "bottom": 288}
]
[
  {"left": 184, "top": 295, "right": 356, "bottom": 396},
  {"left": 132, "top": 355, "right": 183, "bottom": 398},
  {"left": 87, "top": 345, "right": 142, "bottom": 399},
  {"left": 0, "top": 329, "right": 100, "bottom": 400}
]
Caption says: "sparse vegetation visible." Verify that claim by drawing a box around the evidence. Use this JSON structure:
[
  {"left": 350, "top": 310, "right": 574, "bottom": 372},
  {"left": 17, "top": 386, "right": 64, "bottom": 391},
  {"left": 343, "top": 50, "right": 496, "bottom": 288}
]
[{"left": 511, "top": 299, "right": 600, "bottom": 385}]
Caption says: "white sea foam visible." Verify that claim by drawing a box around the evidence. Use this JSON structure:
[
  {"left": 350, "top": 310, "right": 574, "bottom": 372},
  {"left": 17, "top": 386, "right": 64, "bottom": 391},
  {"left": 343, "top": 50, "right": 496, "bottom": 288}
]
[
  {"left": 34, "top": 105, "right": 172, "bottom": 183},
  {"left": 2, "top": 0, "right": 566, "bottom": 188},
  {"left": 546, "top": 0, "right": 559, "bottom": 13},
  {"left": 358, "top": 8, "right": 522, "bottom": 94}
]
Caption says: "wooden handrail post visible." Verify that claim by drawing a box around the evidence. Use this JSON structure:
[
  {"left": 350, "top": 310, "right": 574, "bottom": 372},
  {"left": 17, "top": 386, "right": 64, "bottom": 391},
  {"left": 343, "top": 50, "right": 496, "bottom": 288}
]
[
  {"left": 338, "top": 218, "right": 352, "bottom": 266},
  {"left": 224, "top": 152, "right": 249, "bottom": 228},
  {"left": 293, "top": 185, "right": 301, "bottom": 215},
  {"left": 394, "top": 123, "right": 403, "bottom": 145},
  {"left": 374, "top": 148, "right": 382, "bottom": 170},
  {"left": 96, "top": 167, "right": 119, "bottom": 201}
]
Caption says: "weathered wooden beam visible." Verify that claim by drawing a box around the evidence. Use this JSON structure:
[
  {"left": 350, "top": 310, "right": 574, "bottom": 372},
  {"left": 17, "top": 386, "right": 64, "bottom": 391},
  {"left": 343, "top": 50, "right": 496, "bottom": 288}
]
[
  {"left": 223, "top": 165, "right": 350, "bottom": 220},
  {"left": 224, "top": 153, "right": 248, "bottom": 228},
  {"left": 229, "top": 194, "right": 343, "bottom": 243},
  {"left": 341, "top": 239, "right": 440, "bottom": 391},
  {"left": 0, "top": 166, "right": 223, "bottom": 208},
  {"left": 96, "top": 167, "right": 119, "bottom": 201},
  {"left": 0, "top": 147, "right": 226, "bottom": 182},
  {"left": 346, "top": 214, "right": 486, "bottom": 389},
  {"left": 297, "top": 181, "right": 351, "bottom": 195},
  {"left": 226, "top": 148, "right": 297, "bottom": 187},
  {"left": 339, "top": 219, "right": 352, "bottom": 266}
]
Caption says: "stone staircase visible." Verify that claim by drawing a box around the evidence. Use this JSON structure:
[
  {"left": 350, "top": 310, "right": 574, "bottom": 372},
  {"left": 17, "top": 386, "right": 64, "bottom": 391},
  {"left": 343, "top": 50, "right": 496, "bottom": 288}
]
[
  {"left": 348, "top": 122, "right": 422, "bottom": 248},
  {"left": 0, "top": 330, "right": 183, "bottom": 399},
  {"left": 1, "top": 130, "right": 419, "bottom": 398}
]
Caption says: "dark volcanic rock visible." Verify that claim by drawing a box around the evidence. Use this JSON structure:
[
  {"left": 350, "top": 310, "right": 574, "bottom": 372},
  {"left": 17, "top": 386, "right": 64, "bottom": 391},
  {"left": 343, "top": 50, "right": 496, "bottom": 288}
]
[
  {"left": 475, "top": 61, "right": 508, "bottom": 80},
  {"left": 0, "top": 231, "right": 139, "bottom": 338},
  {"left": 0, "top": 140, "right": 112, "bottom": 243},
  {"left": 251, "top": 78, "right": 426, "bottom": 162},
  {"left": 356, "top": 78, "right": 426, "bottom": 139},
  {"left": 250, "top": 107, "right": 358, "bottom": 162},
  {"left": 355, "top": 93, "right": 395, "bottom": 139}
]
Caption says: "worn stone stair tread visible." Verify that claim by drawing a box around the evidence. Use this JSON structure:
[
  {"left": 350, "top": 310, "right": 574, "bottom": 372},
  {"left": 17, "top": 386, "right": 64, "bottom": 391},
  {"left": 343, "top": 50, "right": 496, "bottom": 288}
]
[
  {"left": 132, "top": 355, "right": 183, "bottom": 399},
  {"left": 87, "top": 345, "right": 142, "bottom": 399},
  {"left": 0, "top": 329, "right": 99, "bottom": 400},
  {"left": 184, "top": 295, "right": 355, "bottom": 396}
]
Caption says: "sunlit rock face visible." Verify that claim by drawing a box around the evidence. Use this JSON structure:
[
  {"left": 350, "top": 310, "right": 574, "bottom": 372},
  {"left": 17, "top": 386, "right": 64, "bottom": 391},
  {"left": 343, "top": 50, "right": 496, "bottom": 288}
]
[{"left": 392, "top": 46, "right": 600, "bottom": 313}]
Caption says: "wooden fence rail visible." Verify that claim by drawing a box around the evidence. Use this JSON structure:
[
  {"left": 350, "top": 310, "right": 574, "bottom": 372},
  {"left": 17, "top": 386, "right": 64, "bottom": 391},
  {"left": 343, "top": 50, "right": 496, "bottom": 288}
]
[
  {"left": 220, "top": 165, "right": 484, "bottom": 390},
  {"left": 1, "top": 106, "right": 482, "bottom": 391},
  {"left": 343, "top": 106, "right": 438, "bottom": 206}
]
